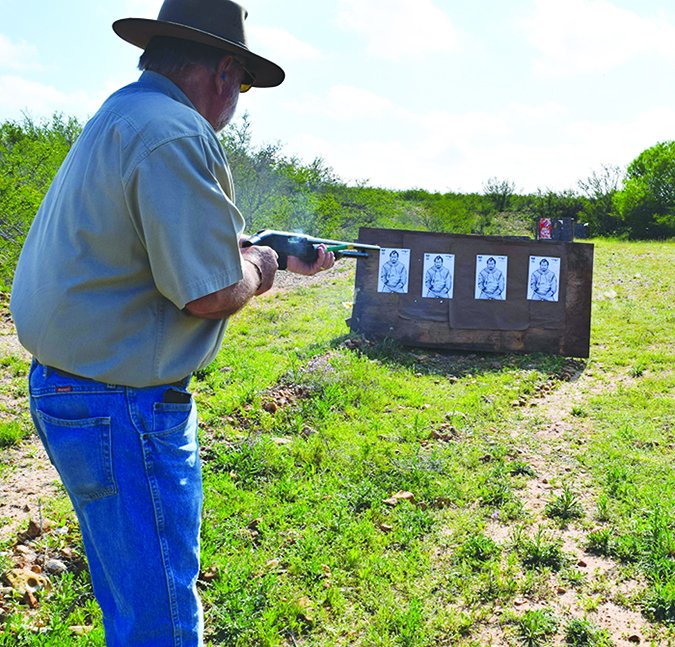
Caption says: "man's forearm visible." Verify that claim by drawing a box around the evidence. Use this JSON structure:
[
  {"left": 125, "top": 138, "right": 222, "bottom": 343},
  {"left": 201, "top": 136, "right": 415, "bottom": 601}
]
[{"left": 185, "top": 260, "right": 263, "bottom": 320}]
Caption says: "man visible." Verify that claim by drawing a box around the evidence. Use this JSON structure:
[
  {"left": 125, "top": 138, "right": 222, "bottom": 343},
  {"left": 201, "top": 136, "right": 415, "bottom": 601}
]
[
  {"left": 477, "top": 256, "right": 505, "bottom": 300},
  {"left": 10, "top": 1, "right": 333, "bottom": 644},
  {"left": 424, "top": 255, "right": 452, "bottom": 298},
  {"left": 380, "top": 249, "right": 408, "bottom": 293},
  {"left": 530, "top": 258, "right": 558, "bottom": 301}
]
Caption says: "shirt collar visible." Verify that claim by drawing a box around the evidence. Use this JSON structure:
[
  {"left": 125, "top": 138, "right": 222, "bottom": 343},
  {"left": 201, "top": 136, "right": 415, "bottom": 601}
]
[{"left": 137, "top": 70, "right": 197, "bottom": 112}]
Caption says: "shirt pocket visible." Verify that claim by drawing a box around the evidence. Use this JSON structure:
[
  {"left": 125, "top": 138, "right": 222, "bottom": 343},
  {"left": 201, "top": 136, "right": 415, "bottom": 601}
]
[{"left": 35, "top": 411, "right": 117, "bottom": 501}]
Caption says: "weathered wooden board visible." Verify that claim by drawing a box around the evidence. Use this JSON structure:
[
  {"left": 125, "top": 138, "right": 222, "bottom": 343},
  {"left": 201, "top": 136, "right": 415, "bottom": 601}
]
[{"left": 350, "top": 228, "right": 594, "bottom": 357}]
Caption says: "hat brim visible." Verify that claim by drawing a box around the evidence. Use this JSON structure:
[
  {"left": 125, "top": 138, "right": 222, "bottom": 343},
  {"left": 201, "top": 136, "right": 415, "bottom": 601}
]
[{"left": 113, "top": 18, "right": 285, "bottom": 88}]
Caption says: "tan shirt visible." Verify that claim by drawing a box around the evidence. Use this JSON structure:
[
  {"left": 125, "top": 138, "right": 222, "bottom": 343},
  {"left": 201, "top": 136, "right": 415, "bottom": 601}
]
[{"left": 11, "top": 72, "right": 245, "bottom": 387}]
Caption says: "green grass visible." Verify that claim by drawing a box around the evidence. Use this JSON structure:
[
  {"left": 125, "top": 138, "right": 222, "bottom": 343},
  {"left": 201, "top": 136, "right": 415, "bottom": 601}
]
[
  {"left": 563, "top": 616, "right": 611, "bottom": 646},
  {"left": 0, "top": 354, "right": 31, "bottom": 449},
  {"left": 1, "top": 240, "right": 674, "bottom": 645},
  {"left": 513, "top": 526, "right": 569, "bottom": 572},
  {"left": 545, "top": 483, "right": 584, "bottom": 525},
  {"left": 513, "top": 608, "right": 558, "bottom": 646},
  {"left": 0, "top": 419, "right": 25, "bottom": 447}
]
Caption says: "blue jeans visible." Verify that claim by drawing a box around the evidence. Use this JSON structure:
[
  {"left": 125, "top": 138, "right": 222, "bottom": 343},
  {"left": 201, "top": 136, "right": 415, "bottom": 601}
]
[{"left": 28, "top": 360, "right": 203, "bottom": 646}]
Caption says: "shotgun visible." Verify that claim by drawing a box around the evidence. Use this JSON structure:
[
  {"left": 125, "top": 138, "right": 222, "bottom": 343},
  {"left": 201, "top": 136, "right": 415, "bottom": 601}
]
[{"left": 242, "top": 229, "right": 380, "bottom": 270}]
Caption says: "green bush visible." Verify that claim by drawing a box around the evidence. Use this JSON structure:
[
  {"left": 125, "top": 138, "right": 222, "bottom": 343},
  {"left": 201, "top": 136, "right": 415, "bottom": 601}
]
[{"left": 0, "top": 114, "right": 81, "bottom": 289}]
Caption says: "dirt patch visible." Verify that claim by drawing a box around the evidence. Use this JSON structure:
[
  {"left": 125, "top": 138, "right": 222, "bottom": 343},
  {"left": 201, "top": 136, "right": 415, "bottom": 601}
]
[
  {"left": 479, "top": 367, "right": 666, "bottom": 646},
  {"left": 265, "top": 263, "right": 353, "bottom": 296},
  {"left": 0, "top": 443, "right": 61, "bottom": 542},
  {"left": 0, "top": 304, "right": 61, "bottom": 542},
  {"left": 0, "top": 308, "right": 29, "bottom": 362},
  {"left": 0, "top": 333, "right": 28, "bottom": 361},
  {"left": 261, "top": 382, "right": 312, "bottom": 414}
]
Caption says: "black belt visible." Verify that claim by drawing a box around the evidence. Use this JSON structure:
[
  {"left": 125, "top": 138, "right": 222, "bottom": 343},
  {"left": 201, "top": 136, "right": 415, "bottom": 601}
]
[{"left": 40, "top": 363, "right": 189, "bottom": 389}]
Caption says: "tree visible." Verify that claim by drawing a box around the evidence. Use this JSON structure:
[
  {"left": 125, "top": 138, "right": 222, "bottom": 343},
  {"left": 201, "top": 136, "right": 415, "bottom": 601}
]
[
  {"left": 614, "top": 141, "right": 675, "bottom": 239},
  {"left": 397, "top": 189, "right": 482, "bottom": 234},
  {"left": 220, "top": 113, "right": 293, "bottom": 230},
  {"left": 577, "top": 164, "right": 623, "bottom": 236},
  {"left": 221, "top": 114, "right": 341, "bottom": 234},
  {"left": 525, "top": 189, "right": 584, "bottom": 224},
  {"left": 482, "top": 177, "right": 517, "bottom": 213}
]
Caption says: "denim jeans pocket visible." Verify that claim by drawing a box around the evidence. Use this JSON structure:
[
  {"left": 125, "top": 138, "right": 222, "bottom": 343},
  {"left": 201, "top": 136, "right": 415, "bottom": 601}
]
[
  {"left": 152, "top": 399, "right": 194, "bottom": 435},
  {"left": 35, "top": 411, "right": 118, "bottom": 501}
]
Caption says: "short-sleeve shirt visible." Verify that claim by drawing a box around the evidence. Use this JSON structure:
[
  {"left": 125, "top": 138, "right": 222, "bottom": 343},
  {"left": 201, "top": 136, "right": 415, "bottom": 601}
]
[{"left": 10, "top": 71, "right": 245, "bottom": 387}]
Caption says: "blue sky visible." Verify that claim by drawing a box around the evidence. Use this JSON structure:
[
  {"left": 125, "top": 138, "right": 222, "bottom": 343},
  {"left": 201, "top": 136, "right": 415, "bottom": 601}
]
[{"left": 2, "top": 0, "right": 675, "bottom": 194}]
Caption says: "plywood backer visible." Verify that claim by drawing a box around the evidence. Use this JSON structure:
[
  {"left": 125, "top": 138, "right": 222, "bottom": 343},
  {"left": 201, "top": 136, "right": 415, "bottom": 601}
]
[{"left": 350, "top": 228, "right": 594, "bottom": 357}]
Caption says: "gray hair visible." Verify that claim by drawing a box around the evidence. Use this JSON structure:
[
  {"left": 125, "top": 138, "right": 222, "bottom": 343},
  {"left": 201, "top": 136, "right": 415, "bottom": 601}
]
[{"left": 138, "top": 36, "right": 228, "bottom": 75}]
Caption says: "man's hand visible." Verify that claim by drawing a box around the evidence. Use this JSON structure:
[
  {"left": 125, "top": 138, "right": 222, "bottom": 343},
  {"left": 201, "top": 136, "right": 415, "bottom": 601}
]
[{"left": 286, "top": 244, "right": 335, "bottom": 276}]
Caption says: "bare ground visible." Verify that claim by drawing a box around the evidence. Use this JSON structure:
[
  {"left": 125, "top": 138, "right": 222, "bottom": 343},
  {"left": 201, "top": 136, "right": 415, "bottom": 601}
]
[
  {"left": 0, "top": 309, "right": 62, "bottom": 543},
  {"left": 480, "top": 368, "right": 671, "bottom": 646}
]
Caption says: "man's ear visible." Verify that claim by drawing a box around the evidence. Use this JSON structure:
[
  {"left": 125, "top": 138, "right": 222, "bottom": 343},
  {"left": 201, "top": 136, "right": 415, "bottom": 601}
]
[{"left": 215, "top": 56, "right": 236, "bottom": 93}]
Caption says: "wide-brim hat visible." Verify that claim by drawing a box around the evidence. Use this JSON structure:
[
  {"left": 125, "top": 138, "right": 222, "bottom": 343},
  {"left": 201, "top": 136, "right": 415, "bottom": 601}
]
[{"left": 113, "top": 0, "right": 284, "bottom": 88}]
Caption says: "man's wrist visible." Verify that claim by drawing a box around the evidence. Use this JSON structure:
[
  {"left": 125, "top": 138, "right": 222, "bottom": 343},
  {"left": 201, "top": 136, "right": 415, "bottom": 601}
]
[{"left": 245, "top": 258, "right": 263, "bottom": 291}]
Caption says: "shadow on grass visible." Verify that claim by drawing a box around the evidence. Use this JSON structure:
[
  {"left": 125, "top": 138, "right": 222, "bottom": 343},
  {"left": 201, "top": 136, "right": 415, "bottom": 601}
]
[{"left": 333, "top": 334, "right": 587, "bottom": 383}]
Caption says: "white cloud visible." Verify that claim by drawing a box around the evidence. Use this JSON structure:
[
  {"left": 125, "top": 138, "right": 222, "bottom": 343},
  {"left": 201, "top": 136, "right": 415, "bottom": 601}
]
[
  {"left": 567, "top": 107, "right": 675, "bottom": 168},
  {"left": 521, "top": 0, "right": 675, "bottom": 77},
  {"left": 414, "top": 105, "right": 673, "bottom": 193},
  {"left": 249, "top": 26, "right": 322, "bottom": 63},
  {"left": 336, "top": 0, "right": 462, "bottom": 62},
  {"left": 285, "top": 85, "right": 512, "bottom": 141},
  {"left": 279, "top": 88, "right": 598, "bottom": 190},
  {"left": 508, "top": 101, "right": 568, "bottom": 123},
  {"left": 0, "top": 75, "right": 102, "bottom": 121},
  {"left": 416, "top": 109, "right": 510, "bottom": 150},
  {"left": 275, "top": 94, "right": 673, "bottom": 193},
  {"left": 286, "top": 85, "right": 394, "bottom": 120},
  {"left": 292, "top": 131, "right": 429, "bottom": 189},
  {"left": 0, "top": 34, "right": 41, "bottom": 72}
]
